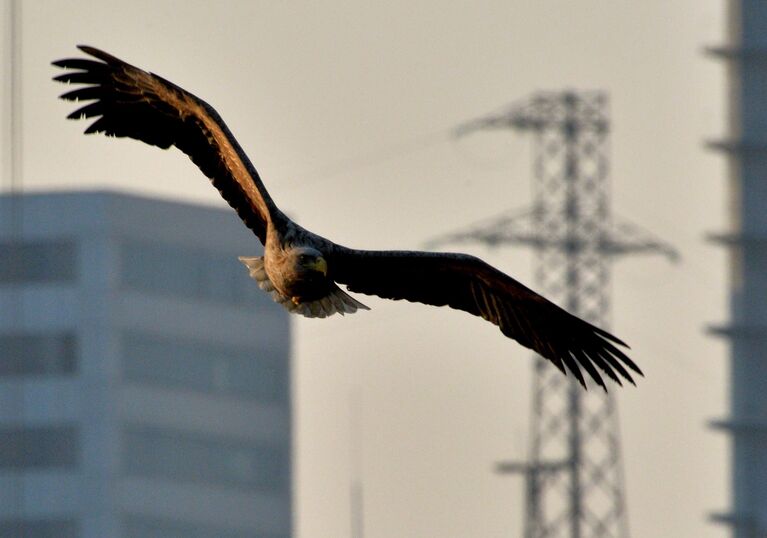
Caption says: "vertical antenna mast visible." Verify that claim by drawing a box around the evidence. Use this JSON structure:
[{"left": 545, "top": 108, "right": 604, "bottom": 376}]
[
  {"left": 349, "top": 390, "right": 365, "bottom": 538},
  {"left": 433, "top": 90, "right": 676, "bottom": 538},
  {"left": 5, "top": 0, "right": 24, "bottom": 521},
  {"left": 9, "top": 0, "right": 22, "bottom": 195}
]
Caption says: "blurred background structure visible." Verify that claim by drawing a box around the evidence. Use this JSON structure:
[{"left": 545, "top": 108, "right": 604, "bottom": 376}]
[
  {"left": 707, "top": 1, "right": 767, "bottom": 536},
  {"left": 0, "top": 192, "right": 292, "bottom": 538},
  {"left": 432, "top": 91, "right": 676, "bottom": 538},
  {"left": 0, "top": 1, "right": 731, "bottom": 537}
]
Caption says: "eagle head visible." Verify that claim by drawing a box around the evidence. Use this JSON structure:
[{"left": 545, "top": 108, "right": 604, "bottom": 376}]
[{"left": 293, "top": 246, "right": 328, "bottom": 277}]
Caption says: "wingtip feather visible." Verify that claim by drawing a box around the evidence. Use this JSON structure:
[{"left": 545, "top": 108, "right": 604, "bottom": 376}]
[
  {"left": 591, "top": 323, "right": 630, "bottom": 348},
  {"left": 77, "top": 45, "right": 124, "bottom": 65},
  {"left": 572, "top": 350, "right": 607, "bottom": 391}
]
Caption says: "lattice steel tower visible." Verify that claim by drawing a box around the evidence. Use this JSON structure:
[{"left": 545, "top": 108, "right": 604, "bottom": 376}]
[{"left": 432, "top": 91, "right": 675, "bottom": 538}]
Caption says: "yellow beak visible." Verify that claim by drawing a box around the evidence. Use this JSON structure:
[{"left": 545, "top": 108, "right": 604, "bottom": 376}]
[{"left": 311, "top": 257, "right": 328, "bottom": 277}]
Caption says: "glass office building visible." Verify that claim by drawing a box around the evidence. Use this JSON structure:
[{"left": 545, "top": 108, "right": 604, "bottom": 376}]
[{"left": 0, "top": 191, "right": 292, "bottom": 538}]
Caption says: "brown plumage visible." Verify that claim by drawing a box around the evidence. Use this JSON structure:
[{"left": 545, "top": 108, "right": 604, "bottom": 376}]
[{"left": 53, "top": 45, "right": 642, "bottom": 390}]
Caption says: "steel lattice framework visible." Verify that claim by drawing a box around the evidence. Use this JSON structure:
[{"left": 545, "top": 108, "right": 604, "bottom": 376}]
[{"left": 431, "top": 91, "right": 675, "bottom": 538}]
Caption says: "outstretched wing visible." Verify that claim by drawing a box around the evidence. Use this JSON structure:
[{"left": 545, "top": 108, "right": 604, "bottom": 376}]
[
  {"left": 328, "top": 248, "right": 641, "bottom": 389},
  {"left": 53, "top": 45, "right": 274, "bottom": 244}
]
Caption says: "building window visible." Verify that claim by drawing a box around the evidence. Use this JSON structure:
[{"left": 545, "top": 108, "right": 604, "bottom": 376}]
[
  {"left": 123, "top": 426, "right": 289, "bottom": 493},
  {"left": 122, "top": 332, "right": 287, "bottom": 402},
  {"left": 0, "top": 240, "right": 76, "bottom": 284},
  {"left": 0, "top": 519, "right": 78, "bottom": 538},
  {"left": 0, "top": 425, "right": 78, "bottom": 469},
  {"left": 0, "top": 333, "right": 77, "bottom": 377},
  {"left": 123, "top": 515, "right": 287, "bottom": 538},
  {"left": 119, "top": 239, "right": 263, "bottom": 305}
]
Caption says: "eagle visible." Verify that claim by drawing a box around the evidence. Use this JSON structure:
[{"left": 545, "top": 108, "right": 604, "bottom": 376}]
[{"left": 53, "top": 46, "right": 641, "bottom": 390}]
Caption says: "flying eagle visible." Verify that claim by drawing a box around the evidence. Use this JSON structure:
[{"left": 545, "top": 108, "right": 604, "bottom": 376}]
[{"left": 53, "top": 46, "right": 641, "bottom": 390}]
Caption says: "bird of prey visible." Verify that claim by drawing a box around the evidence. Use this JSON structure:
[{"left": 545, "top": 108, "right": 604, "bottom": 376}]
[{"left": 53, "top": 46, "right": 641, "bottom": 390}]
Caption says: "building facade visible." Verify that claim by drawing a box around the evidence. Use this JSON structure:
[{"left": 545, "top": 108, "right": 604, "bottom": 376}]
[
  {"left": 0, "top": 191, "right": 292, "bottom": 538},
  {"left": 709, "top": 2, "right": 767, "bottom": 536}
]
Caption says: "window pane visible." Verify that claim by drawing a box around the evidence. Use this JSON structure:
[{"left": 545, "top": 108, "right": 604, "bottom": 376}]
[
  {"left": 123, "top": 515, "right": 286, "bottom": 538},
  {"left": 123, "top": 427, "right": 289, "bottom": 493},
  {"left": 120, "top": 240, "right": 262, "bottom": 305},
  {"left": 0, "top": 425, "right": 78, "bottom": 469},
  {"left": 0, "top": 333, "right": 77, "bottom": 377},
  {"left": 122, "top": 332, "right": 287, "bottom": 402},
  {"left": 0, "top": 519, "right": 78, "bottom": 538},
  {"left": 0, "top": 241, "right": 76, "bottom": 284}
]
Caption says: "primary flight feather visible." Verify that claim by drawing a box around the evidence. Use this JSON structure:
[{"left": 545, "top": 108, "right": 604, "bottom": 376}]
[{"left": 53, "top": 46, "right": 642, "bottom": 390}]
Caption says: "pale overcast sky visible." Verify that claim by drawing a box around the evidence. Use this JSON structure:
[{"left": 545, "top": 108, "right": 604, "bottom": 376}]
[{"left": 5, "top": 1, "right": 729, "bottom": 537}]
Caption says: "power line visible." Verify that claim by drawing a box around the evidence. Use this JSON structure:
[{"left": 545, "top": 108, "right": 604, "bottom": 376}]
[{"left": 281, "top": 128, "right": 451, "bottom": 191}]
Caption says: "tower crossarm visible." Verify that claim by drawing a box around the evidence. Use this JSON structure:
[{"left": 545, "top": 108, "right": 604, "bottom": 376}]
[
  {"left": 426, "top": 207, "right": 678, "bottom": 262},
  {"left": 454, "top": 91, "right": 609, "bottom": 139}
]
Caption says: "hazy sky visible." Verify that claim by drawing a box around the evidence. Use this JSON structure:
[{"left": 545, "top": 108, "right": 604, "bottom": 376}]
[{"left": 6, "top": 1, "right": 729, "bottom": 537}]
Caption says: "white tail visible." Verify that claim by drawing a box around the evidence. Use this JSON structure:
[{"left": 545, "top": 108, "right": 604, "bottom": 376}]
[{"left": 238, "top": 256, "right": 369, "bottom": 318}]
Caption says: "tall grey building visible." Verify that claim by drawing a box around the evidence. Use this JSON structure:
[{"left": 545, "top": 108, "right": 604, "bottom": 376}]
[
  {"left": 0, "top": 191, "right": 292, "bottom": 538},
  {"left": 708, "top": 1, "right": 767, "bottom": 536}
]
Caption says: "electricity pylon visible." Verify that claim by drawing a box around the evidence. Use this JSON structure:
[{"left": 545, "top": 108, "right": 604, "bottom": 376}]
[{"left": 431, "top": 91, "right": 676, "bottom": 538}]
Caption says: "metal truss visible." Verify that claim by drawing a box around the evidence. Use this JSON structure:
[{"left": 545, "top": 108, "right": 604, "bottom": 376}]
[{"left": 432, "top": 91, "right": 675, "bottom": 538}]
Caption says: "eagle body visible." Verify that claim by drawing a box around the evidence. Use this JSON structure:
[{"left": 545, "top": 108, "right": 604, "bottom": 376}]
[
  {"left": 54, "top": 46, "right": 642, "bottom": 390},
  {"left": 239, "top": 221, "right": 368, "bottom": 317}
]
